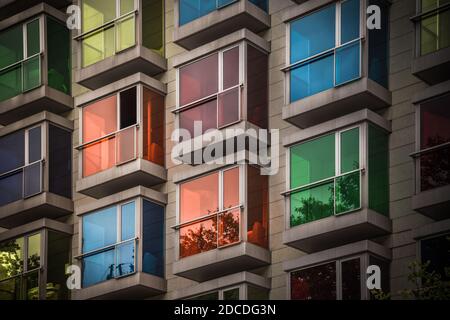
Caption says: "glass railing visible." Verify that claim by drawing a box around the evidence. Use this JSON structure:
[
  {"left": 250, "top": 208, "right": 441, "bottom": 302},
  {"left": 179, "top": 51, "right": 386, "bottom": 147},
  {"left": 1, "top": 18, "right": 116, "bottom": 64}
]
[
  {"left": 0, "top": 160, "right": 43, "bottom": 207},
  {"left": 80, "top": 238, "right": 137, "bottom": 288},
  {"left": 0, "top": 268, "right": 40, "bottom": 300},
  {"left": 288, "top": 169, "right": 362, "bottom": 227},
  {"left": 177, "top": 206, "right": 241, "bottom": 258},
  {"left": 0, "top": 54, "right": 41, "bottom": 102}
]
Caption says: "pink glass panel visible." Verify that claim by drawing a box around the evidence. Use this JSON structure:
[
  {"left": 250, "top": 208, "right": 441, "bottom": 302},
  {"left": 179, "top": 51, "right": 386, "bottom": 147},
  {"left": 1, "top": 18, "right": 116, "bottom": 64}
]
[
  {"left": 117, "top": 126, "right": 136, "bottom": 164},
  {"left": 83, "top": 95, "right": 117, "bottom": 143},
  {"left": 179, "top": 99, "right": 217, "bottom": 137},
  {"left": 218, "top": 87, "right": 240, "bottom": 128},
  {"left": 223, "top": 47, "right": 239, "bottom": 89},
  {"left": 223, "top": 167, "right": 239, "bottom": 209},
  {"left": 83, "top": 137, "right": 116, "bottom": 177}
]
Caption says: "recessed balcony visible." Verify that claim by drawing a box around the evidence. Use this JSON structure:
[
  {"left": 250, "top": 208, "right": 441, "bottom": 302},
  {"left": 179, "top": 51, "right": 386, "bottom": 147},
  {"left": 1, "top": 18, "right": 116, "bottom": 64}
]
[
  {"left": 0, "top": 112, "right": 73, "bottom": 228},
  {"left": 174, "top": 0, "right": 270, "bottom": 50},
  {"left": 282, "top": 0, "right": 391, "bottom": 129},
  {"left": 74, "top": 0, "right": 166, "bottom": 90},
  {"left": 0, "top": 4, "right": 73, "bottom": 125},
  {"left": 172, "top": 164, "right": 270, "bottom": 282},
  {"left": 75, "top": 73, "right": 167, "bottom": 199},
  {"left": 282, "top": 110, "right": 392, "bottom": 253}
]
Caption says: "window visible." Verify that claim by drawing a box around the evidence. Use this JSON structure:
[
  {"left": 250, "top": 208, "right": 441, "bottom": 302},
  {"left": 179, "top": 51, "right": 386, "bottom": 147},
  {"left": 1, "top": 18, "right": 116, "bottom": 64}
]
[
  {"left": 80, "top": 86, "right": 164, "bottom": 177},
  {"left": 0, "top": 19, "right": 41, "bottom": 102},
  {"left": 418, "top": 0, "right": 450, "bottom": 56},
  {"left": 0, "top": 126, "right": 43, "bottom": 206},
  {"left": 417, "top": 94, "right": 450, "bottom": 192},
  {"left": 368, "top": 0, "right": 389, "bottom": 88},
  {"left": 81, "top": 0, "right": 137, "bottom": 67},
  {"left": 288, "top": 127, "right": 361, "bottom": 227},
  {"left": 187, "top": 287, "right": 240, "bottom": 300},
  {"left": 179, "top": 0, "right": 268, "bottom": 26},
  {"left": 48, "top": 124, "right": 72, "bottom": 199},
  {"left": 421, "top": 234, "right": 450, "bottom": 280},
  {"left": 288, "top": 0, "right": 361, "bottom": 102}
]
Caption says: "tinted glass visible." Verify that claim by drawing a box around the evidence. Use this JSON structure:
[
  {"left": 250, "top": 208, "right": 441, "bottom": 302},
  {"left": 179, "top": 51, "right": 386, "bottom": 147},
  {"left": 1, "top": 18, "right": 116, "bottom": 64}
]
[
  {"left": 179, "top": 99, "right": 217, "bottom": 137},
  {"left": 218, "top": 87, "right": 239, "bottom": 127},
  {"left": 247, "top": 165, "right": 269, "bottom": 248},
  {"left": 143, "top": 87, "right": 165, "bottom": 166},
  {"left": 341, "top": 0, "right": 360, "bottom": 44},
  {"left": 28, "top": 126, "right": 41, "bottom": 163},
  {"left": 142, "top": 0, "right": 164, "bottom": 55},
  {"left": 0, "top": 237, "right": 24, "bottom": 280},
  {"left": 82, "top": 250, "right": 115, "bottom": 287},
  {"left": 0, "top": 171, "right": 23, "bottom": 206},
  {"left": 335, "top": 41, "right": 360, "bottom": 85},
  {"left": 121, "top": 201, "right": 135, "bottom": 241},
  {"left": 0, "top": 24, "right": 23, "bottom": 69},
  {"left": 368, "top": 0, "right": 389, "bottom": 88},
  {"left": 27, "top": 234, "right": 41, "bottom": 270},
  {"left": 179, "top": 217, "right": 217, "bottom": 258},
  {"left": 421, "top": 234, "right": 450, "bottom": 280},
  {"left": 335, "top": 171, "right": 360, "bottom": 214},
  {"left": 223, "top": 167, "right": 239, "bottom": 209},
  {"left": 47, "top": 231, "right": 71, "bottom": 300},
  {"left": 82, "top": 206, "right": 117, "bottom": 253},
  {"left": 26, "top": 20, "right": 40, "bottom": 57},
  {"left": 291, "top": 262, "right": 337, "bottom": 300},
  {"left": 142, "top": 200, "right": 164, "bottom": 277},
  {"left": 23, "top": 55, "right": 40, "bottom": 91},
  {"left": 83, "top": 95, "right": 117, "bottom": 143},
  {"left": 179, "top": 0, "right": 216, "bottom": 25},
  {"left": 223, "top": 47, "right": 239, "bottom": 89},
  {"left": 340, "top": 127, "right": 359, "bottom": 173},
  {"left": 49, "top": 125, "right": 72, "bottom": 199},
  {"left": 23, "top": 162, "right": 41, "bottom": 198},
  {"left": 0, "top": 130, "right": 24, "bottom": 174},
  {"left": 341, "top": 258, "right": 361, "bottom": 300},
  {"left": 223, "top": 288, "right": 239, "bottom": 300},
  {"left": 247, "top": 44, "right": 268, "bottom": 128}
]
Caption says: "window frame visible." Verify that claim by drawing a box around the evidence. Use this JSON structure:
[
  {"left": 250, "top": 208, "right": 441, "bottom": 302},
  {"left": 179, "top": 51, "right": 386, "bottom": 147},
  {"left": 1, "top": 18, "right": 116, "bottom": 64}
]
[{"left": 284, "top": 0, "right": 365, "bottom": 104}]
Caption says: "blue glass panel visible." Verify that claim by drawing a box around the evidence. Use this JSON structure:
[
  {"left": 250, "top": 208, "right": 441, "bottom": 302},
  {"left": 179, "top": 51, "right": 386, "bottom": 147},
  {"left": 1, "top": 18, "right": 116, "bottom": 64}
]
[
  {"left": 368, "top": 0, "right": 389, "bottom": 88},
  {"left": 341, "top": 0, "right": 360, "bottom": 44},
  {"left": 121, "top": 201, "right": 135, "bottom": 241},
  {"left": 290, "top": 5, "right": 335, "bottom": 63},
  {"left": 336, "top": 41, "right": 360, "bottom": 85},
  {"left": 179, "top": 0, "right": 216, "bottom": 25},
  {"left": 82, "top": 207, "right": 117, "bottom": 253},
  {"left": 0, "top": 130, "right": 24, "bottom": 174},
  {"left": 82, "top": 250, "right": 114, "bottom": 287},
  {"left": 116, "top": 241, "right": 135, "bottom": 277},
  {"left": 142, "top": 200, "right": 164, "bottom": 277},
  {"left": 249, "top": 0, "right": 268, "bottom": 12},
  {"left": 28, "top": 126, "right": 41, "bottom": 163},
  {"left": 0, "top": 171, "right": 23, "bottom": 206},
  {"left": 218, "top": 0, "right": 236, "bottom": 8},
  {"left": 290, "top": 54, "right": 334, "bottom": 102}
]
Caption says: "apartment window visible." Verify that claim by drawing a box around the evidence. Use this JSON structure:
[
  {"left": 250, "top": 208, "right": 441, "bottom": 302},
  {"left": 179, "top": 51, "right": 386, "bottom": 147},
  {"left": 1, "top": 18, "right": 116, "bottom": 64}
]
[
  {"left": 80, "top": 85, "right": 164, "bottom": 177},
  {"left": 417, "top": 94, "right": 450, "bottom": 192},
  {"left": 179, "top": 0, "right": 268, "bottom": 26},
  {"left": 418, "top": 0, "right": 450, "bottom": 56},
  {"left": 288, "top": 0, "right": 361, "bottom": 102},
  {"left": 81, "top": 199, "right": 164, "bottom": 287},
  {"left": 421, "top": 234, "right": 450, "bottom": 280},
  {"left": 0, "top": 126, "right": 43, "bottom": 206}
]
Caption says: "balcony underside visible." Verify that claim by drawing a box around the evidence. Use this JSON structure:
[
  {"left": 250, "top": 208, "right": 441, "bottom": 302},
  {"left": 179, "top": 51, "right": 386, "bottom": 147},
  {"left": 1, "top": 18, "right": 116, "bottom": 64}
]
[
  {"left": 412, "top": 185, "right": 450, "bottom": 220},
  {"left": 174, "top": 3, "right": 270, "bottom": 50},
  {"left": 283, "top": 209, "right": 392, "bottom": 253},
  {"left": 0, "top": 86, "right": 73, "bottom": 125},
  {"left": 73, "top": 272, "right": 166, "bottom": 300},
  {"left": 0, "top": 192, "right": 73, "bottom": 228},
  {"left": 76, "top": 46, "right": 167, "bottom": 90},
  {"left": 173, "top": 242, "right": 270, "bottom": 282},
  {"left": 412, "top": 47, "right": 450, "bottom": 85},
  {"left": 0, "top": 0, "right": 72, "bottom": 20},
  {"left": 283, "top": 77, "right": 392, "bottom": 129},
  {"left": 76, "top": 159, "right": 167, "bottom": 199}
]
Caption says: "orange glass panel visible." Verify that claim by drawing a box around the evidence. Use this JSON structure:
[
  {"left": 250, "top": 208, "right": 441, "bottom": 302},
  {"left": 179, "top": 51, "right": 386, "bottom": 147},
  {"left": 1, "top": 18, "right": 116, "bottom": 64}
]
[
  {"left": 180, "top": 172, "right": 219, "bottom": 223},
  {"left": 247, "top": 165, "right": 269, "bottom": 248},
  {"left": 83, "top": 137, "right": 116, "bottom": 177},
  {"left": 218, "top": 209, "right": 240, "bottom": 247},
  {"left": 179, "top": 217, "right": 217, "bottom": 258},
  {"left": 223, "top": 167, "right": 239, "bottom": 209},
  {"left": 143, "top": 87, "right": 165, "bottom": 166},
  {"left": 117, "top": 126, "right": 136, "bottom": 164},
  {"left": 82, "top": 95, "right": 117, "bottom": 143}
]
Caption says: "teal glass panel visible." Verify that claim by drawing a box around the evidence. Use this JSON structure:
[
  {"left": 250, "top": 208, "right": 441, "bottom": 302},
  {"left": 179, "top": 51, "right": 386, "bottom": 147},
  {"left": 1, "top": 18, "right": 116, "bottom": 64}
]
[
  {"left": 249, "top": 0, "right": 268, "bottom": 12},
  {"left": 179, "top": 0, "right": 216, "bottom": 25},
  {"left": 116, "top": 241, "right": 135, "bottom": 277},
  {"left": 290, "top": 182, "right": 334, "bottom": 227},
  {"left": 26, "top": 20, "right": 40, "bottom": 57},
  {"left": 335, "top": 171, "right": 360, "bottom": 214},
  {"left": 121, "top": 201, "right": 135, "bottom": 241},
  {"left": 341, "top": 0, "right": 360, "bottom": 44},
  {"left": 82, "top": 249, "right": 115, "bottom": 287},
  {"left": 82, "top": 206, "right": 117, "bottom": 253},
  {"left": 335, "top": 41, "right": 360, "bottom": 85},
  {"left": 142, "top": 200, "right": 164, "bottom": 278},
  {"left": 23, "top": 55, "right": 40, "bottom": 91},
  {"left": 340, "top": 127, "right": 359, "bottom": 173}
]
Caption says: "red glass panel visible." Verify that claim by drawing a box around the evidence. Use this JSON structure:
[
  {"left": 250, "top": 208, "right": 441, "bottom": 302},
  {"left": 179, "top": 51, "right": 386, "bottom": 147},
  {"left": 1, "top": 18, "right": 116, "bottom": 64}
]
[
  {"left": 179, "top": 53, "right": 218, "bottom": 106},
  {"left": 83, "top": 137, "right": 115, "bottom": 177},
  {"left": 421, "top": 95, "right": 450, "bottom": 149},
  {"left": 179, "top": 99, "right": 217, "bottom": 137},
  {"left": 247, "top": 165, "right": 268, "bottom": 248},
  {"left": 223, "top": 167, "right": 239, "bottom": 209},
  {"left": 180, "top": 172, "right": 219, "bottom": 223},
  {"left": 218, "top": 209, "right": 240, "bottom": 247},
  {"left": 179, "top": 217, "right": 217, "bottom": 258},
  {"left": 218, "top": 87, "right": 240, "bottom": 128},
  {"left": 143, "top": 87, "right": 165, "bottom": 166},
  {"left": 83, "top": 95, "right": 117, "bottom": 143},
  {"left": 223, "top": 47, "right": 239, "bottom": 89}
]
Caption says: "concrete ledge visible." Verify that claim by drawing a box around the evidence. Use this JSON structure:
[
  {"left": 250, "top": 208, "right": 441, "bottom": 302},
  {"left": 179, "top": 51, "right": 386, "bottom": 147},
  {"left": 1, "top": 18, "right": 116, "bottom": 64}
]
[
  {"left": 283, "top": 209, "right": 392, "bottom": 253},
  {"left": 412, "top": 184, "right": 450, "bottom": 220},
  {"left": 72, "top": 272, "right": 166, "bottom": 300},
  {"left": 173, "top": 242, "right": 271, "bottom": 282},
  {"left": 412, "top": 79, "right": 450, "bottom": 105},
  {"left": 172, "top": 271, "right": 270, "bottom": 300},
  {"left": 75, "top": 46, "right": 167, "bottom": 90},
  {"left": 412, "top": 46, "right": 450, "bottom": 85},
  {"left": 0, "top": 85, "right": 73, "bottom": 125},
  {"left": 0, "top": 218, "right": 72, "bottom": 242},
  {"left": 0, "top": 192, "right": 73, "bottom": 229},
  {"left": 76, "top": 159, "right": 167, "bottom": 199},
  {"left": 283, "top": 240, "right": 391, "bottom": 272},
  {"left": 0, "top": 3, "right": 68, "bottom": 29},
  {"left": 173, "top": 0, "right": 270, "bottom": 50},
  {"left": 412, "top": 218, "right": 450, "bottom": 240},
  {"left": 282, "top": 77, "right": 392, "bottom": 129}
]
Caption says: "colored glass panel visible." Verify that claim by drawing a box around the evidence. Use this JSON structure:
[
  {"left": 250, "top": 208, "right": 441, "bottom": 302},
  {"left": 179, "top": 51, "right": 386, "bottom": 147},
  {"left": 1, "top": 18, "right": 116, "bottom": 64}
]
[
  {"left": 121, "top": 202, "right": 135, "bottom": 241},
  {"left": 82, "top": 206, "right": 117, "bottom": 253},
  {"left": 218, "top": 209, "right": 240, "bottom": 247},
  {"left": 341, "top": 258, "right": 361, "bottom": 300},
  {"left": 179, "top": 99, "right": 217, "bottom": 137},
  {"left": 336, "top": 41, "right": 360, "bottom": 85},
  {"left": 218, "top": 87, "right": 239, "bottom": 128},
  {"left": 335, "top": 171, "right": 360, "bottom": 214},
  {"left": 223, "top": 47, "right": 239, "bottom": 89},
  {"left": 142, "top": 0, "right": 164, "bottom": 55},
  {"left": 247, "top": 165, "right": 269, "bottom": 248},
  {"left": 291, "top": 262, "right": 337, "bottom": 300},
  {"left": 247, "top": 44, "right": 268, "bottom": 129},
  {"left": 341, "top": 0, "right": 360, "bottom": 44},
  {"left": 143, "top": 87, "right": 165, "bottom": 166},
  {"left": 142, "top": 200, "right": 164, "bottom": 277},
  {"left": 179, "top": 217, "right": 217, "bottom": 258},
  {"left": 340, "top": 127, "right": 359, "bottom": 173}
]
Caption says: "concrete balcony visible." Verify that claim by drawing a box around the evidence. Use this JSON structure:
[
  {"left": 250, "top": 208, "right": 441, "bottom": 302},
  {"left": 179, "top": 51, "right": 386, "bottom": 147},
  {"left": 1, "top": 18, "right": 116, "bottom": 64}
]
[
  {"left": 0, "top": 0, "right": 71, "bottom": 20},
  {"left": 173, "top": 0, "right": 270, "bottom": 50},
  {"left": 412, "top": 46, "right": 450, "bottom": 85},
  {"left": 412, "top": 185, "right": 450, "bottom": 221}
]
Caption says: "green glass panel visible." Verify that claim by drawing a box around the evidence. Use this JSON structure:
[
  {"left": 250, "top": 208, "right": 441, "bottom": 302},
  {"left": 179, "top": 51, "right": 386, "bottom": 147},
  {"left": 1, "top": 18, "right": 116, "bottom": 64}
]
[
  {"left": 336, "top": 171, "right": 360, "bottom": 214},
  {"left": 421, "top": 14, "right": 438, "bottom": 55},
  {"left": 82, "top": 27, "right": 115, "bottom": 67},
  {"left": 0, "top": 65, "right": 22, "bottom": 102},
  {"left": 290, "top": 134, "right": 335, "bottom": 188},
  {"left": 142, "top": 0, "right": 164, "bottom": 55},
  {"left": 0, "top": 277, "right": 21, "bottom": 300},
  {"left": 116, "top": 15, "right": 135, "bottom": 52},
  {"left": 368, "top": 124, "right": 389, "bottom": 216},
  {"left": 82, "top": 0, "right": 116, "bottom": 33},
  {"left": 420, "top": 2, "right": 450, "bottom": 56},
  {"left": 47, "top": 231, "right": 71, "bottom": 300},
  {"left": 120, "top": 0, "right": 135, "bottom": 15},
  {"left": 340, "top": 127, "right": 359, "bottom": 173},
  {"left": 47, "top": 17, "right": 71, "bottom": 95},
  {"left": 27, "top": 234, "right": 41, "bottom": 271},
  {"left": 0, "top": 237, "right": 24, "bottom": 281},
  {"left": 23, "top": 56, "right": 40, "bottom": 91},
  {"left": 290, "top": 182, "right": 334, "bottom": 227},
  {"left": 26, "top": 20, "right": 40, "bottom": 57},
  {"left": 25, "top": 270, "right": 39, "bottom": 300},
  {"left": 0, "top": 24, "right": 23, "bottom": 69},
  {"left": 223, "top": 288, "right": 239, "bottom": 300}
]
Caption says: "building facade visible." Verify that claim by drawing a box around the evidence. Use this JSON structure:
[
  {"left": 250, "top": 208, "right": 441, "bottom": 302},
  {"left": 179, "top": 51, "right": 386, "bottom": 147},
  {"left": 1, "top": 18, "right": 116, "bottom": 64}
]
[{"left": 0, "top": 0, "right": 449, "bottom": 300}]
